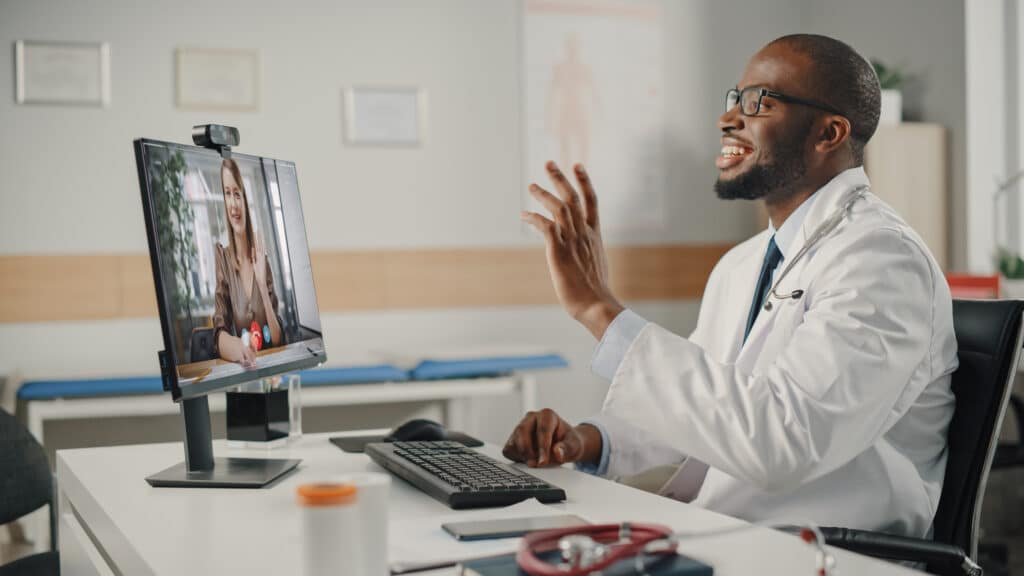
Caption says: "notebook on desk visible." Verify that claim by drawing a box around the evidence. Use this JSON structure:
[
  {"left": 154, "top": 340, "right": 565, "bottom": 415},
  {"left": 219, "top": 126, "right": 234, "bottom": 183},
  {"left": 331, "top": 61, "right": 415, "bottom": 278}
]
[{"left": 459, "top": 550, "right": 713, "bottom": 575}]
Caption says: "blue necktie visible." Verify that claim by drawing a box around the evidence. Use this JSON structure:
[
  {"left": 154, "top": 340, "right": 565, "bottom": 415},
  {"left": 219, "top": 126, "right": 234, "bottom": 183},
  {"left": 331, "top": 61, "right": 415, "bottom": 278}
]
[{"left": 743, "top": 236, "right": 783, "bottom": 343}]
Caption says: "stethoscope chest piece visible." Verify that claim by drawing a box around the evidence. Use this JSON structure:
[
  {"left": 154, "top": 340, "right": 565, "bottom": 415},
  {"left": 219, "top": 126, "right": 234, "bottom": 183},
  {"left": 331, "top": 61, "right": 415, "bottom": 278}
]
[{"left": 763, "top": 289, "right": 804, "bottom": 312}]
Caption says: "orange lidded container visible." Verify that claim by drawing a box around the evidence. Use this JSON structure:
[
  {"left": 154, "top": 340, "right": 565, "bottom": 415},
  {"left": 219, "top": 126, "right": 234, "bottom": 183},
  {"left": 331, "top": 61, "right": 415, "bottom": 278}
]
[
  {"left": 297, "top": 482, "right": 358, "bottom": 507},
  {"left": 297, "top": 482, "right": 360, "bottom": 576}
]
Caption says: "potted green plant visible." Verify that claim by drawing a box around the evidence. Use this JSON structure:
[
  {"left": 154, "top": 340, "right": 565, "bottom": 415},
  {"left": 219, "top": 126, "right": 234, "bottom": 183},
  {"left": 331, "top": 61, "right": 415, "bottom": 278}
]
[
  {"left": 994, "top": 170, "right": 1024, "bottom": 298},
  {"left": 150, "top": 149, "right": 200, "bottom": 353},
  {"left": 871, "top": 59, "right": 904, "bottom": 126}
]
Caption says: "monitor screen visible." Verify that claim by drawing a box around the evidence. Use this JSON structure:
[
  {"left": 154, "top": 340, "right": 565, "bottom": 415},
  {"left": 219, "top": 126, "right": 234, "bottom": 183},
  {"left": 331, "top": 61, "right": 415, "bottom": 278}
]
[{"left": 135, "top": 138, "right": 326, "bottom": 400}]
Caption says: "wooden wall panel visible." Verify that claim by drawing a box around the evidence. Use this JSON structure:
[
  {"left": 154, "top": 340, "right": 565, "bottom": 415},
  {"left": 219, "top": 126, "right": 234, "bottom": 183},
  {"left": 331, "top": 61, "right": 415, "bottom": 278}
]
[{"left": 0, "top": 244, "right": 731, "bottom": 323}]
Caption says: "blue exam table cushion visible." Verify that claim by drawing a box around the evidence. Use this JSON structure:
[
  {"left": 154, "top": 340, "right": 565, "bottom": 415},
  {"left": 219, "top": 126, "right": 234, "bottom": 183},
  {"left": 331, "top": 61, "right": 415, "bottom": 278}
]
[
  {"left": 18, "top": 355, "right": 568, "bottom": 399},
  {"left": 411, "top": 354, "right": 569, "bottom": 380}
]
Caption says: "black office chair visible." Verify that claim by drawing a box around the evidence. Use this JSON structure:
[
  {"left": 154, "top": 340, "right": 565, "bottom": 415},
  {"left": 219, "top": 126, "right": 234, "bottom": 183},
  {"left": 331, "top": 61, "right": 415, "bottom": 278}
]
[
  {"left": 0, "top": 408, "right": 59, "bottom": 576},
  {"left": 821, "top": 299, "right": 1024, "bottom": 576}
]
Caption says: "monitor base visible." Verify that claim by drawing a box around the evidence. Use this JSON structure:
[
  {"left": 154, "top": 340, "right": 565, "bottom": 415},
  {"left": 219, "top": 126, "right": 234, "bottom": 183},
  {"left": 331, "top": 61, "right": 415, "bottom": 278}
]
[{"left": 146, "top": 457, "right": 300, "bottom": 488}]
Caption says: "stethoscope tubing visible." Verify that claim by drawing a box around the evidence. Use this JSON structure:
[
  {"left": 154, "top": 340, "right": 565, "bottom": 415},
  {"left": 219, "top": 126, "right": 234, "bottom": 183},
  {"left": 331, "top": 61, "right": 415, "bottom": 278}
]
[
  {"left": 763, "top": 185, "right": 869, "bottom": 311},
  {"left": 515, "top": 521, "right": 835, "bottom": 576}
]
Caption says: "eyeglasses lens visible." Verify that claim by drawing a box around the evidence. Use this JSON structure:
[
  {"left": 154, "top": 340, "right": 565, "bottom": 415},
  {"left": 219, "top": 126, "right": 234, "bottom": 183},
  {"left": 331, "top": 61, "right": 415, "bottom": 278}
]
[
  {"left": 740, "top": 89, "right": 760, "bottom": 115},
  {"left": 726, "top": 90, "right": 739, "bottom": 113},
  {"left": 726, "top": 89, "right": 761, "bottom": 115}
]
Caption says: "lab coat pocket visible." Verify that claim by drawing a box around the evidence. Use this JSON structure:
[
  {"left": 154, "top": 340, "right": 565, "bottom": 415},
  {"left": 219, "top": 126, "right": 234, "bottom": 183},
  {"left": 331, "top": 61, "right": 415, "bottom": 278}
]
[
  {"left": 761, "top": 296, "right": 805, "bottom": 352},
  {"left": 747, "top": 295, "right": 810, "bottom": 379}
]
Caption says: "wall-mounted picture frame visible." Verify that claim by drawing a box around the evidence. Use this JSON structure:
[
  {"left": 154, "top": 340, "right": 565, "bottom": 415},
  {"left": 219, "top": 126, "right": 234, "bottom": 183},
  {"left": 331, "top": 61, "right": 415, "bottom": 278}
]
[
  {"left": 343, "top": 86, "right": 428, "bottom": 146},
  {"left": 175, "top": 47, "right": 260, "bottom": 111},
  {"left": 15, "top": 40, "right": 111, "bottom": 106}
]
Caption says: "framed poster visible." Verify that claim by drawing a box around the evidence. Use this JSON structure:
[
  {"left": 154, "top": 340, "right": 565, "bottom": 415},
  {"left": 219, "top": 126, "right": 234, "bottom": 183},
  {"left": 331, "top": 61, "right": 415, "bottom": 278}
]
[
  {"left": 343, "top": 86, "right": 427, "bottom": 146},
  {"left": 176, "top": 47, "right": 260, "bottom": 111},
  {"left": 521, "top": 0, "right": 666, "bottom": 233},
  {"left": 15, "top": 40, "right": 111, "bottom": 106}
]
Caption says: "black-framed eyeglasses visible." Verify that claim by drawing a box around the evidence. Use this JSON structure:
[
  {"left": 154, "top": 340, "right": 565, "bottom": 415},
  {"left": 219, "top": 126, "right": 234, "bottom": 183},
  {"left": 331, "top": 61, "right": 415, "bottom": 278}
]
[{"left": 726, "top": 86, "right": 845, "bottom": 117}]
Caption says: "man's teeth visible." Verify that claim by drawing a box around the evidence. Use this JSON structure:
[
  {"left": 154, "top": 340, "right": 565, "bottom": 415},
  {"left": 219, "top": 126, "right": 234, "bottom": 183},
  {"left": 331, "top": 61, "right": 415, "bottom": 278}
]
[{"left": 720, "top": 145, "right": 750, "bottom": 157}]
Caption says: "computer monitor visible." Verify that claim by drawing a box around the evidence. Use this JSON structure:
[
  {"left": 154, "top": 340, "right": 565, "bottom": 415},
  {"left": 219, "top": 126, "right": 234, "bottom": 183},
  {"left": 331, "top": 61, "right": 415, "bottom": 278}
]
[{"left": 134, "top": 136, "right": 326, "bottom": 487}]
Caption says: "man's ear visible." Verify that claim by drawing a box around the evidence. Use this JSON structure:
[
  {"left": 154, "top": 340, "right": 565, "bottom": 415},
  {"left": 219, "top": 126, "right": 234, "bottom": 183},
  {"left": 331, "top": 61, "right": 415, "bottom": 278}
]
[{"left": 815, "top": 115, "right": 852, "bottom": 155}]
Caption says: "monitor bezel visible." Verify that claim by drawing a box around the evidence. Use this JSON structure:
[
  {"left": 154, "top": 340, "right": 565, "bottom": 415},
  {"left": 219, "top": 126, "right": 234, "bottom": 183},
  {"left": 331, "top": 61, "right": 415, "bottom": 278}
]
[{"left": 134, "top": 137, "right": 326, "bottom": 402}]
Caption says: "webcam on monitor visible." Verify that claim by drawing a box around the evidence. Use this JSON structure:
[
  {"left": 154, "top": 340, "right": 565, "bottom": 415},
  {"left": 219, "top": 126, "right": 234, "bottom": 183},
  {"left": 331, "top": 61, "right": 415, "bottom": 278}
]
[{"left": 191, "top": 123, "right": 239, "bottom": 151}]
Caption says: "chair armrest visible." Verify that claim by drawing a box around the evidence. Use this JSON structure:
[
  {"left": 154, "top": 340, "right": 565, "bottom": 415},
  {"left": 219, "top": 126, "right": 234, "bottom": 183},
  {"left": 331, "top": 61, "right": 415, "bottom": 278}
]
[
  {"left": 819, "top": 527, "right": 981, "bottom": 576},
  {"left": 1006, "top": 394, "right": 1024, "bottom": 444}
]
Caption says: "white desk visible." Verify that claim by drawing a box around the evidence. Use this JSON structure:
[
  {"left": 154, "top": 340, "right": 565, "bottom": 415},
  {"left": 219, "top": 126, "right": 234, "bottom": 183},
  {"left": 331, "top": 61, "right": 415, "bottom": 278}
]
[
  {"left": 55, "top": 431, "right": 923, "bottom": 575},
  {"left": 25, "top": 375, "right": 539, "bottom": 555}
]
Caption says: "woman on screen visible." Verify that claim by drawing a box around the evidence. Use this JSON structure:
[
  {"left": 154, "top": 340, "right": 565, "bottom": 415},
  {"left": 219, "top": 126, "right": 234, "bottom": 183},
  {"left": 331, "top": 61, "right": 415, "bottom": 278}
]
[{"left": 212, "top": 158, "right": 284, "bottom": 367}]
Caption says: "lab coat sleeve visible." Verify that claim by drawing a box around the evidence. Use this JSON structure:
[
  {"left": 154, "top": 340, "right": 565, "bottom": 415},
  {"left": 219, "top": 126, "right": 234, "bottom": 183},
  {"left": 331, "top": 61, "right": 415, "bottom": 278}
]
[
  {"left": 601, "top": 228, "right": 939, "bottom": 491},
  {"left": 583, "top": 411, "right": 689, "bottom": 478}
]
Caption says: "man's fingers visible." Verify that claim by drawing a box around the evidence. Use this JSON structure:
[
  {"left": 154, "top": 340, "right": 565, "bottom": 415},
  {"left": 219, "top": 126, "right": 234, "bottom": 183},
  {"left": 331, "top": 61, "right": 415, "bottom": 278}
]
[
  {"left": 507, "top": 426, "right": 528, "bottom": 463},
  {"left": 574, "top": 164, "right": 600, "bottom": 229},
  {"left": 516, "top": 413, "right": 539, "bottom": 466},
  {"left": 546, "top": 161, "right": 586, "bottom": 237},
  {"left": 502, "top": 433, "right": 520, "bottom": 461},
  {"left": 534, "top": 409, "right": 559, "bottom": 466},
  {"left": 520, "top": 211, "right": 558, "bottom": 244},
  {"left": 552, "top": 420, "right": 581, "bottom": 464},
  {"left": 529, "top": 184, "right": 575, "bottom": 239}
]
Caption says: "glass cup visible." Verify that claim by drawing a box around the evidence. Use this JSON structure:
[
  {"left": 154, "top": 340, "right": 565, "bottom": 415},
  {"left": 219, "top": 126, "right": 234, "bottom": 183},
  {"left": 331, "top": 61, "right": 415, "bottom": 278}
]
[{"left": 288, "top": 374, "right": 303, "bottom": 439}]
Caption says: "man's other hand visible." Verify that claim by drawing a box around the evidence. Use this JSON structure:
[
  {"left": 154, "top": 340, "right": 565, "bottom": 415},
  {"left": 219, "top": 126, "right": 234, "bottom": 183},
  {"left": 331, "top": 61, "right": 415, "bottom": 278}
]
[
  {"left": 521, "top": 162, "right": 624, "bottom": 340},
  {"left": 502, "top": 408, "right": 601, "bottom": 468}
]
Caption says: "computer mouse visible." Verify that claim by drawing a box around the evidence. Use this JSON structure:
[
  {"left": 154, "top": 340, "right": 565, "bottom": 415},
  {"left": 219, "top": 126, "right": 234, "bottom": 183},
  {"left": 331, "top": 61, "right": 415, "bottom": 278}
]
[{"left": 386, "top": 418, "right": 449, "bottom": 442}]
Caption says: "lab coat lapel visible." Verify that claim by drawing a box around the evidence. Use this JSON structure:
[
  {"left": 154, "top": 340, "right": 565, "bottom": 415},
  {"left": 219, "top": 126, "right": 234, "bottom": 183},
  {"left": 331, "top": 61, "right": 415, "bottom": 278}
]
[
  {"left": 735, "top": 168, "right": 871, "bottom": 370},
  {"left": 722, "top": 233, "right": 773, "bottom": 363},
  {"left": 784, "top": 168, "right": 872, "bottom": 278}
]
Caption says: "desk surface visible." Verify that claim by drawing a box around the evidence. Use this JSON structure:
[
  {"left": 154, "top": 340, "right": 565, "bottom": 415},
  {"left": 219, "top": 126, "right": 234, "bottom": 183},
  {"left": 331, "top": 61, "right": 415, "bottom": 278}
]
[{"left": 56, "top": 432, "right": 921, "bottom": 576}]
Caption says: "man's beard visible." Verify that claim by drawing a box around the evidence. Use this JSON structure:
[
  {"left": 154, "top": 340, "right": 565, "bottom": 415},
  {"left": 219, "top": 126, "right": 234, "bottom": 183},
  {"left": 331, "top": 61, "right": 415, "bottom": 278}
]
[{"left": 714, "top": 122, "right": 812, "bottom": 201}]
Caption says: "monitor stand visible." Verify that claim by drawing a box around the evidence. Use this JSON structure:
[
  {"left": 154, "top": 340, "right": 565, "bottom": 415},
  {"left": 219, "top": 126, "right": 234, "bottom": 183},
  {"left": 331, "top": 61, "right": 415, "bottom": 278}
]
[{"left": 146, "top": 395, "right": 300, "bottom": 488}]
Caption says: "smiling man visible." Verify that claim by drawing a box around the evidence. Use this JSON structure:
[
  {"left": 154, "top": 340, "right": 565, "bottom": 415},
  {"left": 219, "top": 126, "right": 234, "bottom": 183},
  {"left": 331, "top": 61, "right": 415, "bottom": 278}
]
[{"left": 504, "top": 34, "right": 957, "bottom": 537}]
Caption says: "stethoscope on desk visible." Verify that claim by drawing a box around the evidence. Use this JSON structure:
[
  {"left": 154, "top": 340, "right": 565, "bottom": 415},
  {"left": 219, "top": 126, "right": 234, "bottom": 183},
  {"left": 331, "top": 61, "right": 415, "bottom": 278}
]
[
  {"left": 762, "top": 184, "right": 870, "bottom": 311},
  {"left": 514, "top": 521, "right": 836, "bottom": 575}
]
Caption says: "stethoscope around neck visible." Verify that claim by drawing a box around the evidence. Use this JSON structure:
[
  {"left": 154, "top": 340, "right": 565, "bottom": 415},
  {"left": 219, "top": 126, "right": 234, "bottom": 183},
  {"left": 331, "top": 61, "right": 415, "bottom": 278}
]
[{"left": 762, "top": 185, "right": 869, "bottom": 312}]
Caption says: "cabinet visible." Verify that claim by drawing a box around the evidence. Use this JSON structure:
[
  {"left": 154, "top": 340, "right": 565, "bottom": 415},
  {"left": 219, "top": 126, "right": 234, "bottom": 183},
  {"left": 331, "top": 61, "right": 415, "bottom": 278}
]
[{"left": 864, "top": 123, "right": 949, "bottom": 270}]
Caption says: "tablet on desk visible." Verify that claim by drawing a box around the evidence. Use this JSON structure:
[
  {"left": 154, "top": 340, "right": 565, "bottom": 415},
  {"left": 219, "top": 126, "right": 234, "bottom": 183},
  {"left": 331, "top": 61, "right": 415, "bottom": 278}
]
[{"left": 443, "top": 515, "right": 590, "bottom": 541}]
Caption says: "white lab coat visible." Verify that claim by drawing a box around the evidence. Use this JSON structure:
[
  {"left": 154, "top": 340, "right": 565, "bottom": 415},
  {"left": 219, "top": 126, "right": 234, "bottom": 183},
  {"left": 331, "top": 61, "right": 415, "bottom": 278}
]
[{"left": 589, "top": 168, "right": 957, "bottom": 537}]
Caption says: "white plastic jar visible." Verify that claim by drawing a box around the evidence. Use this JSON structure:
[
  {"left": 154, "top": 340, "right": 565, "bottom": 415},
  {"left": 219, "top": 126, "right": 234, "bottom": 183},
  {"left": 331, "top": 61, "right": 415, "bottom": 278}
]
[
  {"left": 333, "top": 473, "right": 391, "bottom": 575},
  {"left": 297, "top": 482, "right": 360, "bottom": 576}
]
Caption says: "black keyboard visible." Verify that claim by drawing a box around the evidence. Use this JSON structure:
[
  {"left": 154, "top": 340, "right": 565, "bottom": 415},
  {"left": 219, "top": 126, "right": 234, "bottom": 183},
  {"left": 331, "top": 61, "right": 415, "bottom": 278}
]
[{"left": 365, "top": 441, "right": 566, "bottom": 509}]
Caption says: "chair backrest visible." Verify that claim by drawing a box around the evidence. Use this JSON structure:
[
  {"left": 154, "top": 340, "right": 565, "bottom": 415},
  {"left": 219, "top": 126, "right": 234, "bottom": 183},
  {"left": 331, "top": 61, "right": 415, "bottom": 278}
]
[
  {"left": 0, "top": 408, "right": 52, "bottom": 525},
  {"left": 933, "top": 299, "right": 1024, "bottom": 559}
]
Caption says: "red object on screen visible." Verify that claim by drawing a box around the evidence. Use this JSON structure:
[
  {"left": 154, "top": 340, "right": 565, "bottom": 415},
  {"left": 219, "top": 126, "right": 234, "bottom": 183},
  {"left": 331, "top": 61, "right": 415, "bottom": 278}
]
[
  {"left": 945, "top": 274, "right": 1000, "bottom": 299},
  {"left": 251, "top": 330, "right": 262, "bottom": 351}
]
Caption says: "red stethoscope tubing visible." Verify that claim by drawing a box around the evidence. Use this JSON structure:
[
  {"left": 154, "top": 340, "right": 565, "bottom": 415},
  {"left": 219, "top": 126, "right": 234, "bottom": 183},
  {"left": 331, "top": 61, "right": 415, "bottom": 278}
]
[{"left": 515, "top": 523, "right": 675, "bottom": 576}]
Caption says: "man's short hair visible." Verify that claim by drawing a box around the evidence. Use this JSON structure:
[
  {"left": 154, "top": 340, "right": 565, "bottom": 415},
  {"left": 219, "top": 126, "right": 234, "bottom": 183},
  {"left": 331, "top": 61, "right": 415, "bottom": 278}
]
[{"left": 769, "top": 34, "right": 881, "bottom": 164}]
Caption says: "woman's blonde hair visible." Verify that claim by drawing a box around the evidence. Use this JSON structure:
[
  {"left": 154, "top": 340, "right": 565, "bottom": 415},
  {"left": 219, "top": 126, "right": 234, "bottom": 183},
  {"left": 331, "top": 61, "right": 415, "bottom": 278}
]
[{"left": 221, "top": 158, "right": 254, "bottom": 263}]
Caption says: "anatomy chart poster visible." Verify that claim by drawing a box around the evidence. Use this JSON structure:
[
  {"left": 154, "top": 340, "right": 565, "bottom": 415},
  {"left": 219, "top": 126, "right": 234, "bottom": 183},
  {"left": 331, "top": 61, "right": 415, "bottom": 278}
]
[{"left": 523, "top": 0, "right": 666, "bottom": 233}]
